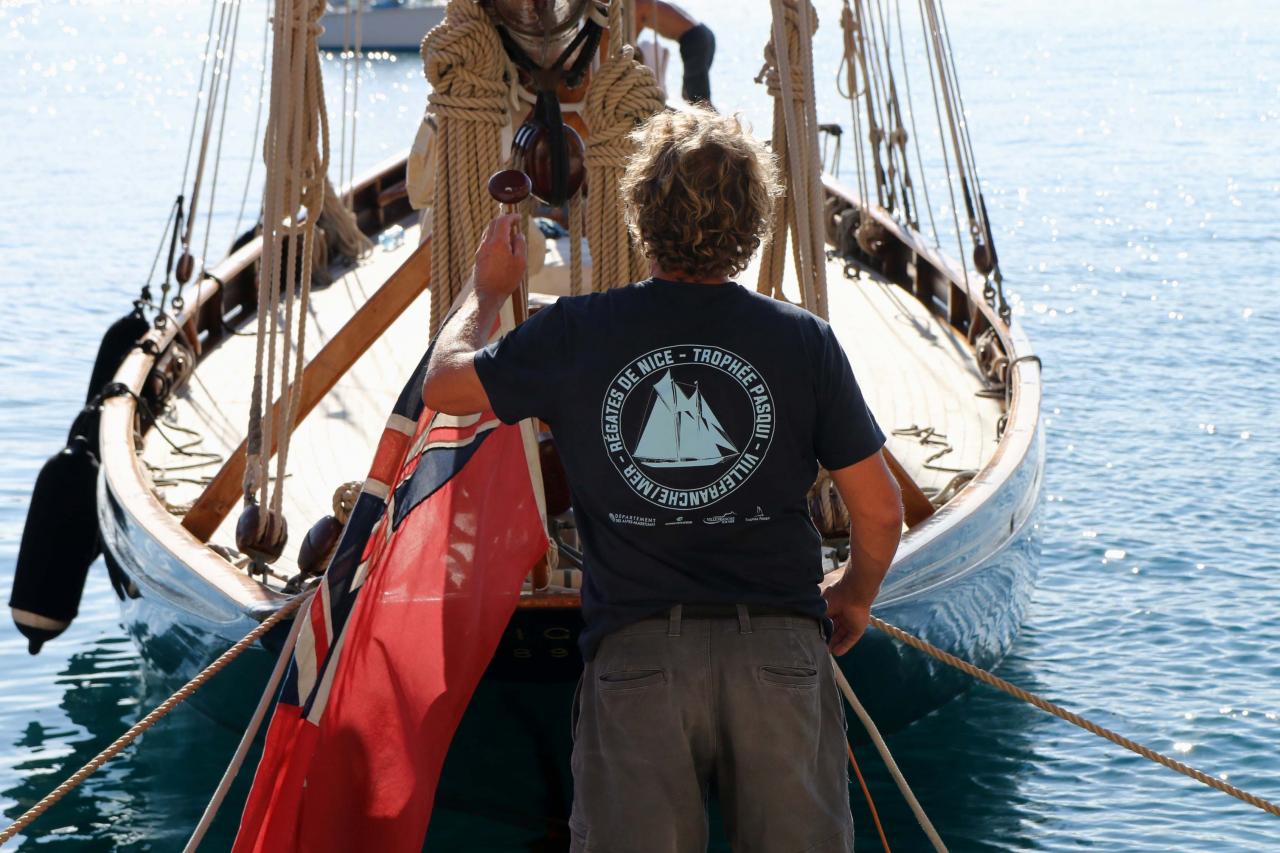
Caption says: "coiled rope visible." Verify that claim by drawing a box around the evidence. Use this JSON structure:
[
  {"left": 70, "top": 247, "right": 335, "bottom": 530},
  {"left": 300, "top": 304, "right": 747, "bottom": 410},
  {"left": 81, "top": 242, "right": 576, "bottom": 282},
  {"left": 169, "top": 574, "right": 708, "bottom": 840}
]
[
  {"left": 583, "top": 0, "right": 666, "bottom": 292},
  {"left": 0, "top": 595, "right": 309, "bottom": 846},
  {"left": 868, "top": 615, "right": 1280, "bottom": 819},
  {"left": 757, "top": 0, "right": 829, "bottom": 318},
  {"left": 421, "top": 0, "right": 509, "bottom": 322}
]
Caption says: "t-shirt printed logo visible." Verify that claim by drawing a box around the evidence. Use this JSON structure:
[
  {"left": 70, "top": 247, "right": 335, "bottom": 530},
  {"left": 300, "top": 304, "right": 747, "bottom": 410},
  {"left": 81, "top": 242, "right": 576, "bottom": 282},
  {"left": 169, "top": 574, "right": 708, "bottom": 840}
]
[{"left": 601, "top": 345, "right": 775, "bottom": 509}]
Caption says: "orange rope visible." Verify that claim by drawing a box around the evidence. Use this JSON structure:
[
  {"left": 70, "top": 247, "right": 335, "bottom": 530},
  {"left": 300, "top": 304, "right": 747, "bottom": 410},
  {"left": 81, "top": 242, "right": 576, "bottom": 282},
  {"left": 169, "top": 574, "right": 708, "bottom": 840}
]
[{"left": 847, "top": 741, "right": 892, "bottom": 853}]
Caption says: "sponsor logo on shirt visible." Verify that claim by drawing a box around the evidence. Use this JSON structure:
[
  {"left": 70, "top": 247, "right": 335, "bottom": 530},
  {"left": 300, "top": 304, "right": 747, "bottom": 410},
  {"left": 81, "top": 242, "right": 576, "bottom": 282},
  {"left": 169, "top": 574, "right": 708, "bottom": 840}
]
[
  {"left": 601, "top": 344, "right": 775, "bottom": 510},
  {"left": 702, "top": 512, "right": 736, "bottom": 525},
  {"left": 664, "top": 515, "right": 693, "bottom": 526},
  {"left": 608, "top": 512, "right": 656, "bottom": 527},
  {"left": 746, "top": 506, "right": 771, "bottom": 522}
]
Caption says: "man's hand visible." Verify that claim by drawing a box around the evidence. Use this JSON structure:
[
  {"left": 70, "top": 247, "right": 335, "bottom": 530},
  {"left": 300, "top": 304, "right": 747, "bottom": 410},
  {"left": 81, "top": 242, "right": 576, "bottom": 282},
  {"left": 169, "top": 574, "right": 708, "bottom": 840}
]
[
  {"left": 421, "top": 213, "right": 526, "bottom": 416},
  {"left": 473, "top": 213, "right": 527, "bottom": 301},
  {"left": 820, "top": 450, "right": 904, "bottom": 656},
  {"left": 822, "top": 577, "right": 873, "bottom": 656}
]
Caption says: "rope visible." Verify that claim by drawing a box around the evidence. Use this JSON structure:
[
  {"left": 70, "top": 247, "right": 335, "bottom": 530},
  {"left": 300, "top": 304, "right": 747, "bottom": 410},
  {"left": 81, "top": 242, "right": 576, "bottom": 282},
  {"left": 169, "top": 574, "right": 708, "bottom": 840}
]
[
  {"left": 831, "top": 657, "right": 948, "bottom": 851},
  {"left": 846, "top": 742, "right": 892, "bottom": 853},
  {"left": 196, "top": 0, "right": 245, "bottom": 281},
  {"left": 243, "top": 0, "right": 367, "bottom": 536},
  {"left": 583, "top": 0, "right": 666, "bottom": 291},
  {"left": 757, "top": 0, "right": 828, "bottom": 318},
  {"left": 568, "top": 193, "right": 585, "bottom": 296},
  {"left": 232, "top": 0, "right": 271, "bottom": 241},
  {"left": 868, "top": 616, "right": 1280, "bottom": 819},
  {"left": 913, "top": 0, "right": 969, "bottom": 293},
  {"left": 422, "top": 0, "right": 509, "bottom": 322},
  {"left": 0, "top": 595, "right": 309, "bottom": 846},
  {"left": 184, "top": 590, "right": 315, "bottom": 852}
]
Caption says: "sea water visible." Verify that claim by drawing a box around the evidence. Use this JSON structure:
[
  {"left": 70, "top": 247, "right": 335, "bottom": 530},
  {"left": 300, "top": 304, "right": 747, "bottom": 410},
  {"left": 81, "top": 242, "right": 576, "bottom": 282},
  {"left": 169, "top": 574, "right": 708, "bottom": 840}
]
[{"left": 1, "top": 0, "right": 1277, "bottom": 849}]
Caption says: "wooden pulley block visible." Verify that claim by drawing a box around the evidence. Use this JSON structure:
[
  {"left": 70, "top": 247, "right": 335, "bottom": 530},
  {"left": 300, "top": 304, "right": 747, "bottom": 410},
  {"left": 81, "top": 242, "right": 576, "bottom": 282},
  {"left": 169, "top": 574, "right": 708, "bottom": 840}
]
[
  {"left": 806, "top": 471, "right": 850, "bottom": 539},
  {"left": 856, "top": 219, "right": 891, "bottom": 258},
  {"left": 175, "top": 252, "right": 195, "bottom": 285},
  {"left": 235, "top": 503, "right": 289, "bottom": 564},
  {"left": 973, "top": 240, "right": 995, "bottom": 276},
  {"left": 537, "top": 432, "right": 572, "bottom": 517},
  {"left": 297, "top": 514, "right": 343, "bottom": 576},
  {"left": 513, "top": 118, "right": 586, "bottom": 206},
  {"left": 487, "top": 169, "right": 532, "bottom": 206}
]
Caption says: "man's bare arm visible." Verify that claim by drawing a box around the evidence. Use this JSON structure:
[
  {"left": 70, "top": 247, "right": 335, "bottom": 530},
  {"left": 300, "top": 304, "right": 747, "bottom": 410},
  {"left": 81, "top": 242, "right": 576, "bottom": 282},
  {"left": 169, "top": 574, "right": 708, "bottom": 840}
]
[
  {"left": 421, "top": 213, "right": 526, "bottom": 416},
  {"left": 822, "top": 450, "right": 904, "bottom": 655},
  {"left": 634, "top": 0, "right": 698, "bottom": 40}
]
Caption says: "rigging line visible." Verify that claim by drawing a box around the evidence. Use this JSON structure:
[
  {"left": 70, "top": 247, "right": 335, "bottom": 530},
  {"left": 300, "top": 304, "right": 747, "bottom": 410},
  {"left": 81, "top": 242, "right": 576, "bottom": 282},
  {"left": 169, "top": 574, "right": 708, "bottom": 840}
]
[
  {"left": 932, "top": 0, "right": 1006, "bottom": 317},
  {"left": 197, "top": 0, "right": 246, "bottom": 279},
  {"left": 143, "top": 197, "right": 183, "bottom": 292},
  {"left": 182, "top": 0, "right": 237, "bottom": 248},
  {"left": 933, "top": 0, "right": 987, "bottom": 237},
  {"left": 857, "top": 0, "right": 897, "bottom": 211},
  {"left": 914, "top": 0, "right": 969, "bottom": 294},
  {"left": 794, "top": 0, "right": 829, "bottom": 318},
  {"left": 249, "top": 0, "right": 295, "bottom": 508},
  {"left": 920, "top": 0, "right": 977, "bottom": 241},
  {"left": 346, "top": 1, "right": 364, "bottom": 209},
  {"left": 894, "top": 0, "right": 938, "bottom": 246},
  {"left": 848, "top": 0, "right": 885, "bottom": 208},
  {"left": 865, "top": 0, "right": 906, "bottom": 218},
  {"left": 178, "top": 0, "right": 222, "bottom": 196},
  {"left": 838, "top": 1, "right": 871, "bottom": 208},
  {"left": 337, "top": 0, "right": 352, "bottom": 211},
  {"left": 872, "top": 0, "right": 918, "bottom": 227},
  {"left": 268, "top": 0, "right": 309, "bottom": 520},
  {"left": 233, "top": 0, "right": 272, "bottom": 241}
]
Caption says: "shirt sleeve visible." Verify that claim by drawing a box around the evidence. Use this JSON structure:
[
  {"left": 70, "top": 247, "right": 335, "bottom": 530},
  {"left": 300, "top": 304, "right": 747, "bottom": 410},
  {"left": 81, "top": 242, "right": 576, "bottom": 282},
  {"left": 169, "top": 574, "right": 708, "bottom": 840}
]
[
  {"left": 813, "top": 322, "right": 886, "bottom": 470},
  {"left": 473, "top": 300, "right": 570, "bottom": 425}
]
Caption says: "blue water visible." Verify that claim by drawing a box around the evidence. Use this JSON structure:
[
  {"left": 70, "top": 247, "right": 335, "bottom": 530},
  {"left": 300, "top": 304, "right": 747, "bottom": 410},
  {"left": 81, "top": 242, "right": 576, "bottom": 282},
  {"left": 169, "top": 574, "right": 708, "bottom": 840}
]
[{"left": 2, "top": 0, "right": 1278, "bottom": 849}]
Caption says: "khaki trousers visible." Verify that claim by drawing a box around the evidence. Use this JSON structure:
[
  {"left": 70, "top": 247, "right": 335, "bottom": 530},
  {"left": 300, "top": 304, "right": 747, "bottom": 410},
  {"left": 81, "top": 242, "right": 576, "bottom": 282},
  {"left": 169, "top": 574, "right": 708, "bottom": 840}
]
[{"left": 569, "top": 606, "right": 855, "bottom": 853}]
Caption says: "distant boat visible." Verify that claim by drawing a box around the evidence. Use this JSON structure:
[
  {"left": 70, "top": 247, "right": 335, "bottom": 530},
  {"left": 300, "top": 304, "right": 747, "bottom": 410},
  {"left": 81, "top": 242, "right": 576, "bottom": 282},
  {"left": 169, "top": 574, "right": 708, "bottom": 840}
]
[
  {"left": 634, "top": 370, "right": 737, "bottom": 468},
  {"left": 317, "top": 0, "right": 445, "bottom": 52}
]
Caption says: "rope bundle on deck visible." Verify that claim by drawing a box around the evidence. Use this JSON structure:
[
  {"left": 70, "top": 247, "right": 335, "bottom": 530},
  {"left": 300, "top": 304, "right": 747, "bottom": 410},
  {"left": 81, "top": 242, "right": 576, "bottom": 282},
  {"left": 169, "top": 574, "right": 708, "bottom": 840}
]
[
  {"left": 583, "top": 0, "right": 666, "bottom": 292},
  {"left": 421, "top": 0, "right": 510, "bottom": 320}
]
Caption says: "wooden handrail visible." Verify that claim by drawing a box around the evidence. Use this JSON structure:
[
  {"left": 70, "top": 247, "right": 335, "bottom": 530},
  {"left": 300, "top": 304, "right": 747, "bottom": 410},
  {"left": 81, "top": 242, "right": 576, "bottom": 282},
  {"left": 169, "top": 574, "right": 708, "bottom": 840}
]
[{"left": 182, "top": 239, "right": 433, "bottom": 542}]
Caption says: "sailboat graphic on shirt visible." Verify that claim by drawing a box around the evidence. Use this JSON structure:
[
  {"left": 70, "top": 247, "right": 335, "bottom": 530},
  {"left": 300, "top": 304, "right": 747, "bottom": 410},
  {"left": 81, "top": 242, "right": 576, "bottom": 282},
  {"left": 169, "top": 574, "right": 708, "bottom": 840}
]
[{"left": 633, "top": 370, "right": 738, "bottom": 468}]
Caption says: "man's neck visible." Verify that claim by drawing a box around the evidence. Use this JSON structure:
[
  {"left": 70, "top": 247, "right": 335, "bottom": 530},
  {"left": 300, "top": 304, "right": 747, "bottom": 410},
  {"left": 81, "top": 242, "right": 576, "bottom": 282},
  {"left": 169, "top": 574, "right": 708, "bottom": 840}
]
[{"left": 651, "top": 263, "right": 729, "bottom": 285}]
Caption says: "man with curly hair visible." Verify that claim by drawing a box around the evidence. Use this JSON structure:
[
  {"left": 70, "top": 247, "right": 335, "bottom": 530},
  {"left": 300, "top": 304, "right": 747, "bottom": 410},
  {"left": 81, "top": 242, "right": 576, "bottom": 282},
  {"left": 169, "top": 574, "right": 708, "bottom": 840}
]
[{"left": 423, "top": 107, "right": 902, "bottom": 852}]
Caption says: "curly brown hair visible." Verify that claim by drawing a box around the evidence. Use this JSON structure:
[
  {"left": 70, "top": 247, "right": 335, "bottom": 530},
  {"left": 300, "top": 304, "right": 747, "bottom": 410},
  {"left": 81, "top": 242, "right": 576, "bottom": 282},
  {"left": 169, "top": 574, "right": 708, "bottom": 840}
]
[{"left": 620, "top": 107, "right": 782, "bottom": 279}]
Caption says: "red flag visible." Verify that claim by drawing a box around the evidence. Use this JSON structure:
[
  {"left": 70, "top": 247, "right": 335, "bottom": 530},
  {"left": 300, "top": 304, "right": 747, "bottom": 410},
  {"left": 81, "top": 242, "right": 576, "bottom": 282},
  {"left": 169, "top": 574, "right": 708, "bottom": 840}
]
[{"left": 233, "top": 401, "right": 548, "bottom": 852}]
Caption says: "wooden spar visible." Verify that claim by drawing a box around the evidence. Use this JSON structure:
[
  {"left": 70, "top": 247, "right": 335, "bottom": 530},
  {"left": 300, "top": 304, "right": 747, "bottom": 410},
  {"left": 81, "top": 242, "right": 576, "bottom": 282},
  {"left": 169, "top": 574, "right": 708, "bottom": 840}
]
[
  {"left": 181, "top": 239, "right": 433, "bottom": 542},
  {"left": 881, "top": 447, "right": 936, "bottom": 528}
]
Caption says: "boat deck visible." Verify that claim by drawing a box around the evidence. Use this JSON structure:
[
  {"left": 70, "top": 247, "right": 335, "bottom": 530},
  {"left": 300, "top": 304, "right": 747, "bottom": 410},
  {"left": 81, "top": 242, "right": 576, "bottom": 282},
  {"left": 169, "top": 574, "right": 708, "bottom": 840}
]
[{"left": 142, "top": 223, "right": 1002, "bottom": 585}]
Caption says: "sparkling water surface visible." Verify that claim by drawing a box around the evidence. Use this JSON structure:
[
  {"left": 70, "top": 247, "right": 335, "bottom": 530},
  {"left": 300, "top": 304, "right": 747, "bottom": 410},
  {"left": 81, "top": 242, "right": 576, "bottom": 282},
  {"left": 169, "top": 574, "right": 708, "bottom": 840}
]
[{"left": 1, "top": 0, "right": 1278, "bottom": 849}]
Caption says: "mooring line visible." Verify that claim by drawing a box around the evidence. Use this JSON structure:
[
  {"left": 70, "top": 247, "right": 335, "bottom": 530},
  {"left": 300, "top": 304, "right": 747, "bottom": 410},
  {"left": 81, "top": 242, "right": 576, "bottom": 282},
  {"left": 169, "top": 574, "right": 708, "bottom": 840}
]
[
  {"left": 0, "top": 593, "right": 310, "bottom": 846},
  {"left": 833, "top": 658, "right": 948, "bottom": 851},
  {"left": 868, "top": 615, "right": 1280, "bottom": 818}
]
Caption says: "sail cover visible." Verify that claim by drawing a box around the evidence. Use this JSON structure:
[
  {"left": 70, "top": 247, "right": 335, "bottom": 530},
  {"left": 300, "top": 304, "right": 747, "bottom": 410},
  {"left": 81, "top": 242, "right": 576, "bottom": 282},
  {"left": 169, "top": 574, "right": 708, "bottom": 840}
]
[{"left": 233, "top": 349, "right": 548, "bottom": 852}]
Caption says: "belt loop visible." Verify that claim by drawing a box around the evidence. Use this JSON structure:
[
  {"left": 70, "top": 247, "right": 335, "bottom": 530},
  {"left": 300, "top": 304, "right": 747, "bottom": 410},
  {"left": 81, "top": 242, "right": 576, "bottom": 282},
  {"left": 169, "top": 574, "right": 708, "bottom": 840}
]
[
  {"left": 736, "top": 604, "right": 752, "bottom": 635},
  {"left": 668, "top": 604, "right": 683, "bottom": 637}
]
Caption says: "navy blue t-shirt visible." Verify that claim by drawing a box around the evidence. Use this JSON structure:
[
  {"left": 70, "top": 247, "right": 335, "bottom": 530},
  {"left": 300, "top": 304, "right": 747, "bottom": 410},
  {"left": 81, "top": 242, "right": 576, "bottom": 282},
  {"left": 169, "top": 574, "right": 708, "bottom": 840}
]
[{"left": 474, "top": 278, "right": 885, "bottom": 659}]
